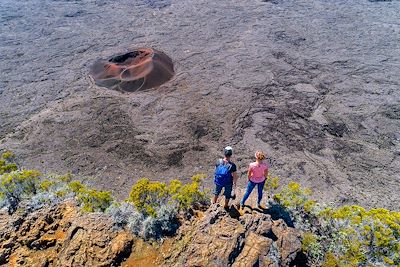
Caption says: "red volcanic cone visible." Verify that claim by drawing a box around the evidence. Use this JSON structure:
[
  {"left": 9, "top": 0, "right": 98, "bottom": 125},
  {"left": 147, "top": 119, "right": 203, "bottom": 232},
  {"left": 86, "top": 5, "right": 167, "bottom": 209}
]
[{"left": 90, "top": 48, "right": 174, "bottom": 92}]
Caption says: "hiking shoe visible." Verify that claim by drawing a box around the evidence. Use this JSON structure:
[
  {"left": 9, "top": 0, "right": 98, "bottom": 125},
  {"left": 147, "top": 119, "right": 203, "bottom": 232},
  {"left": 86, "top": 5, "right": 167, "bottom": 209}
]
[{"left": 238, "top": 207, "right": 245, "bottom": 216}]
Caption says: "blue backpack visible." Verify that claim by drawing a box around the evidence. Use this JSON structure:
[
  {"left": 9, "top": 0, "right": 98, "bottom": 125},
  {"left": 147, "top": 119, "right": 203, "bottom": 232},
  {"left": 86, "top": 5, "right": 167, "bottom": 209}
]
[{"left": 214, "top": 159, "right": 232, "bottom": 186}]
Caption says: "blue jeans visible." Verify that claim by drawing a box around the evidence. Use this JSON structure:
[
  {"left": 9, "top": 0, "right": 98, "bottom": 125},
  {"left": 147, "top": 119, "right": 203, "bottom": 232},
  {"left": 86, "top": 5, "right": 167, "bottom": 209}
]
[{"left": 240, "top": 180, "right": 265, "bottom": 205}]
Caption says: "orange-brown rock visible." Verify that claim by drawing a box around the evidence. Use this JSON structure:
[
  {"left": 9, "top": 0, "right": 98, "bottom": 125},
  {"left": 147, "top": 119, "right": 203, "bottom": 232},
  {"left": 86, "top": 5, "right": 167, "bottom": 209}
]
[
  {"left": 0, "top": 201, "right": 305, "bottom": 267},
  {"left": 163, "top": 204, "right": 304, "bottom": 267},
  {"left": 89, "top": 48, "right": 174, "bottom": 92},
  {"left": 0, "top": 200, "right": 133, "bottom": 266}
]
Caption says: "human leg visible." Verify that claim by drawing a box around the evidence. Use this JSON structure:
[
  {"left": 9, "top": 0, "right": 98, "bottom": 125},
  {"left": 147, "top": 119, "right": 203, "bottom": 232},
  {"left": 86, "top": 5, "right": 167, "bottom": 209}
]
[
  {"left": 212, "top": 195, "right": 218, "bottom": 204},
  {"left": 213, "top": 184, "right": 223, "bottom": 204},
  {"left": 256, "top": 180, "right": 266, "bottom": 205},
  {"left": 223, "top": 183, "right": 233, "bottom": 208},
  {"left": 224, "top": 198, "right": 230, "bottom": 208},
  {"left": 240, "top": 181, "right": 256, "bottom": 206}
]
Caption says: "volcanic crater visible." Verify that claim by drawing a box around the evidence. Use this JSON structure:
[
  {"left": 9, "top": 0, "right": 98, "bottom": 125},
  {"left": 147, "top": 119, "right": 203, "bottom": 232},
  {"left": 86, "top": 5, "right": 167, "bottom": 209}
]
[
  {"left": 89, "top": 48, "right": 174, "bottom": 92},
  {"left": 0, "top": 0, "right": 399, "bottom": 209}
]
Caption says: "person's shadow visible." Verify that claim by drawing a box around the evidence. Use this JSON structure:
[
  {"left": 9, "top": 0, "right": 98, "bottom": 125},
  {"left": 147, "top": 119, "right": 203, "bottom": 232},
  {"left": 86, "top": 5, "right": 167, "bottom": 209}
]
[
  {"left": 225, "top": 205, "right": 241, "bottom": 219},
  {"left": 263, "top": 202, "right": 294, "bottom": 227},
  {"left": 227, "top": 202, "right": 294, "bottom": 228}
]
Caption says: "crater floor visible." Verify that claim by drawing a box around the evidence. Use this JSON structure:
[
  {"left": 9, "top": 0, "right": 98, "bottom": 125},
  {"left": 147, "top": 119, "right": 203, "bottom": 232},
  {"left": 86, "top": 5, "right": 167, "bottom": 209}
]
[{"left": 0, "top": 0, "right": 399, "bottom": 209}]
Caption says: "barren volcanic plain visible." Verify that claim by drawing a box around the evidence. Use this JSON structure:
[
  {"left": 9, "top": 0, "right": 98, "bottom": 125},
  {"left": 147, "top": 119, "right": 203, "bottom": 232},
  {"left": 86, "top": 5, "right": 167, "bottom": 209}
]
[{"left": 1, "top": 0, "right": 399, "bottom": 209}]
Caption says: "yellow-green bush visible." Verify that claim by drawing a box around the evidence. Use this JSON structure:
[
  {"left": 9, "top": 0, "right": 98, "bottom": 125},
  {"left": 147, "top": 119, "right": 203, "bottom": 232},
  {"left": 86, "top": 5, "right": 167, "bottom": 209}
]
[
  {"left": 171, "top": 174, "right": 208, "bottom": 211},
  {"left": 57, "top": 172, "right": 72, "bottom": 183},
  {"left": 273, "top": 181, "right": 400, "bottom": 266},
  {"left": 273, "top": 182, "right": 313, "bottom": 209},
  {"left": 301, "top": 232, "right": 324, "bottom": 264},
  {"left": 67, "top": 181, "right": 113, "bottom": 212},
  {"left": 39, "top": 179, "right": 55, "bottom": 191},
  {"left": 0, "top": 170, "right": 41, "bottom": 196},
  {"left": 322, "top": 252, "right": 339, "bottom": 267},
  {"left": 0, "top": 152, "right": 111, "bottom": 214},
  {"left": 264, "top": 175, "right": 280, "bottom": 192},
  {"left": 1, "top": 151, "right": 14, "bottom": 160},
  {"left": 0, "top": 169, "right": 41, "bottom": 211},
  {"left": 319, "top": 205, "right": 400, "bottom": 265},
  {"left": 128, "top": 178, "right": 169, "bottom": 217},
  {"left": 68, "top": 180, "right": 85, "bottom": 193},
  {"left": 0, "top": 151, "right": 17, "bottom": 175},
  {"left": 128, "top": 174, "right": 209, "bottom": 217}
]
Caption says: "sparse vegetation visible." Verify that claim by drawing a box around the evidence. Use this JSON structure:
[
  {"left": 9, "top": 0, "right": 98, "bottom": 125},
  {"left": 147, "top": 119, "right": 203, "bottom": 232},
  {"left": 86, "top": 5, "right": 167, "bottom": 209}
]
[
  {"left": 119, "top": 174, "right": 209, "bottom": 239},
  {"left": 68, "top": 181, "right": 113, "bottom": 212},
  {"left": 0, "top": 170, "right": 41, "bottom": 212},
  {"left": 0, "top": 151, "right": 209, "bottom": 240},
  {"left": 0, "top": 151, "right": 41, "bottom": 212},
  {"left": 0, "top": 151, "right": 112, "bottom": 213},
  {"left": 1, "top": 150, "right": 398, "bottom": 261},
  {"left": 269, "top": 181, "right": 400, "bottom": 266},
  {"left": 128, "top": 174, "right": 208, "bottom": 217},
  {"left": 264, "top": 174, "right": 280, "bottom": 192},
  {"left": 0, "top": 151, "right": 17, "bottom": 175}
]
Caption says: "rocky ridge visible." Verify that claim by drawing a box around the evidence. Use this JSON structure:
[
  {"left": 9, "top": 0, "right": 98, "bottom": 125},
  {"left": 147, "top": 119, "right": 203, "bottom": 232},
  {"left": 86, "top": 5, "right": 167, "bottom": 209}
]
[{"left": 0, "top": 200, "right": 304, "bottom": 267}]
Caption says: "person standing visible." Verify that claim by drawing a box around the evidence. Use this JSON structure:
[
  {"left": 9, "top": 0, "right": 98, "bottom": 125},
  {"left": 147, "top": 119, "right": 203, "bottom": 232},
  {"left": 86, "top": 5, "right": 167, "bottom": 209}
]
[
  {"left": 239, "top": 151, "right": 268, "bottom": 209},
  {"left": 212, "top": 146, "right": 239, "bottom": 209}
]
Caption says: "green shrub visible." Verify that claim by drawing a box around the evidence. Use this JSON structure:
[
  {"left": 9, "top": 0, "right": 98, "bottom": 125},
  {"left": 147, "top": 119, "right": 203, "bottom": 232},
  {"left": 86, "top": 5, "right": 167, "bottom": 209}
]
[
  {"left": 68, "top": 180, "right": 85, "bottom": 193},
  {"left": 128, "top": 175, "right": 209, "bottom": 217},
  {"left": 0, "top": 151, "right": 18, "bottom": 175},
  {"left": 301, "top": 232, "right": 324, "bottom": 264},
  {"left": 273, "top": 182, "right": 312, "bottom": 209},
  {"left": 264, "top": 175, "right": 280, "bottom": 191},
  {"left": 0, "top": 170, "right": 41, "bottom": 212},
  {"left": 0, "top": 152, "right": 112, "bottom": 213},
  {"left": 68, "top": 181, "right": 113, "bottom": 212},
  {"left": 171, "top": 174, "right": 208, "bottom": 211},
  {"left": 128, "top": 178, "right": 169, "bottom": 217},
  {"left": 57, "top": 172, "right": 72, "bottom": 183},
  {"left": 273, "top": 181, "right": 400, "bottom": 266},
  {"left": 39, "top": 179, "right": 55, "bottom": 191},
  {"left": 322, "top": 252, "right": 339, "bottom": 267},
  {"left": 1, "top": 151, "right": 15, "bottom": 160}
]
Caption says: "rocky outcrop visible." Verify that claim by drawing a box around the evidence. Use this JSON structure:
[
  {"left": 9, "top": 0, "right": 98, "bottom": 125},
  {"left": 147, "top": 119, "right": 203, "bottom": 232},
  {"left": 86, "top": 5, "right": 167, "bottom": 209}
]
[
  {"left": 0, "top": 200, "right": 133, "bottom": 266},
  {"left": 0, "top": 201, "right": 304, "bottom": 267},
  {"left": 164, "top": 204, "right": 303, "bottom": 267}
]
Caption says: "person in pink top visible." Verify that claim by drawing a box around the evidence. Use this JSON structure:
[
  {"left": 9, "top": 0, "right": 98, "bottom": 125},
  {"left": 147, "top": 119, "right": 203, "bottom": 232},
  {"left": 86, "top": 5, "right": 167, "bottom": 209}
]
[{"left": 239, "top": 151, "right": 269, "bottom": 209}]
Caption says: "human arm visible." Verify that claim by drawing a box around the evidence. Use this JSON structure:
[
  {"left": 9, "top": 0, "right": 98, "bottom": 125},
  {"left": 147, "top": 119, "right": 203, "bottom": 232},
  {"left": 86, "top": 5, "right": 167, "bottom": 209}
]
[
  {"left": 232, "top": 171, "right": 239, "bottom": 186},
  {"left": 247, "top": 165, "right": 252, "bottom": 180},
  {"left": 263, "top": 166, "right": 268, "bottom": 180}
]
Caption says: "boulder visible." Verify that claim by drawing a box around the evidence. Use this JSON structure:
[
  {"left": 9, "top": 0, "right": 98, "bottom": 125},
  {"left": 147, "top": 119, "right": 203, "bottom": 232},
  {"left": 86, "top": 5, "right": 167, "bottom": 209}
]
[
  {"left": 0, "top": 200, "right": 133, "bottom": 266},
  {"left": 165, "top": 204, "right": 303, "bottom": 267}
]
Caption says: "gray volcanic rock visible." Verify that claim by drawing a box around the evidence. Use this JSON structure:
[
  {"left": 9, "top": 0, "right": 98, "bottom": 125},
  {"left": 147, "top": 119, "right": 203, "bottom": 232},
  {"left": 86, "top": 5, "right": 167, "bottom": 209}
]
[{"left": 0, "top": 0, "right": 399, "bottom": 209}]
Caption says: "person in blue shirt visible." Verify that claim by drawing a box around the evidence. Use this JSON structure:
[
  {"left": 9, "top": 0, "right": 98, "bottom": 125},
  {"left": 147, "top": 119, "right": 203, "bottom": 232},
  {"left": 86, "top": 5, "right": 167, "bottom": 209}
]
[{"left": 212, "top": 146, "right": 239, "bottom": 209}]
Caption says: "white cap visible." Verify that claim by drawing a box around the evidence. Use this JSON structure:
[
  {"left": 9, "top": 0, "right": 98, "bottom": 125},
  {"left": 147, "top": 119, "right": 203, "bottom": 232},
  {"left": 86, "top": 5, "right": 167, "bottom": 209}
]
[{"left": 224, "top": 146, "right": 233, "bottom": 156}]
